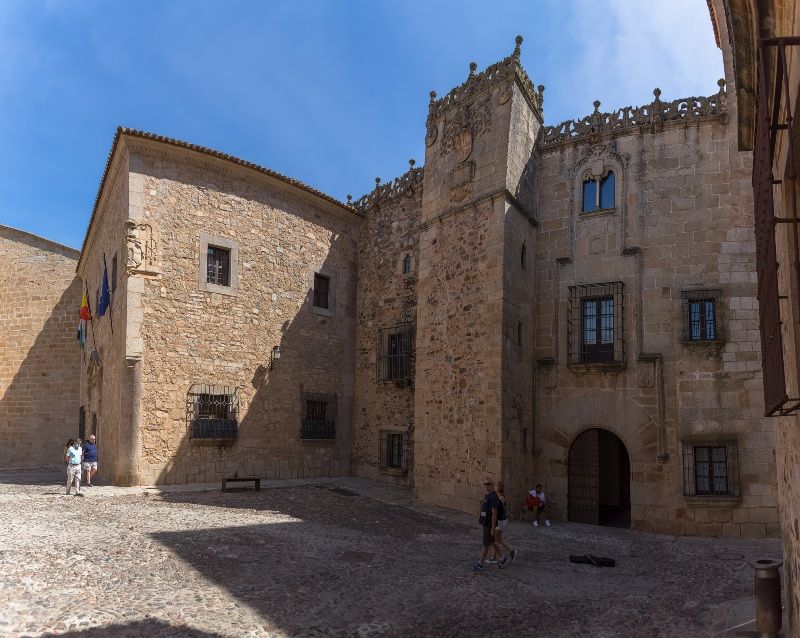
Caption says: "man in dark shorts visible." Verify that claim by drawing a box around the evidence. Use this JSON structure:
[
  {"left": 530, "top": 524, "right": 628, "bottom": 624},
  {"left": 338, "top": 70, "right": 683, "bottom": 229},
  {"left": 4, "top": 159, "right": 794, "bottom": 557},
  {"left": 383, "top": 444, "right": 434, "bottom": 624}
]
[{"left": 472, "top": 478, "right": 508, "bottom": 571}]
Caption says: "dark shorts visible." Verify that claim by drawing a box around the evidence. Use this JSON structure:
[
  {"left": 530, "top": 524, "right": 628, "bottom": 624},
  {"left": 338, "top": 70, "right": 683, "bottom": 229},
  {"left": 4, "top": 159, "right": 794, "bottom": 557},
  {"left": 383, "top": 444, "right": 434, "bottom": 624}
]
[{"left": 482, "top": 525, "right": 494, "bottom": 547}]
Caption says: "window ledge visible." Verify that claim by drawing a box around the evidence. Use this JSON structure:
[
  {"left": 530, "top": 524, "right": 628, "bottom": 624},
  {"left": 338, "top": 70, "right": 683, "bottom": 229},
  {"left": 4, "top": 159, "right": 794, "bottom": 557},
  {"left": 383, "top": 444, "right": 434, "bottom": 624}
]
[
  {"left": 190, "top": 438, "right": 237, "bottom": 446},
  {"left": 684, "top": 495, "right": 742, "bottom": 508},
  {"left": 682, "top": 339, "right": 725, "bottom": 347},
  {"left": 379, "top": 467, "right": 408, "bottom": 477},
  {"left": 312, "top": 305, "right": 333, "bottom": 317},
  {"left": 300, "top": 439, "right": 336, "bottom": 446},
  {"left": 567, "top": 362, "right": 626, "bottom": 373},
  {"left": 580, "top": 207, "right": 616, "bottom": 218}
]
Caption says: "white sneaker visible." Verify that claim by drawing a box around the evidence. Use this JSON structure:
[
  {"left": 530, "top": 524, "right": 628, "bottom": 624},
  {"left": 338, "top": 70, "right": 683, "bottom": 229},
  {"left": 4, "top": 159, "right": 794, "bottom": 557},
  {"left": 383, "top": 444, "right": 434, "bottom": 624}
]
[
  {"left": 486, "top": 557, "right": 498, "bottom": 564},
  {"left": 545, "top": 520, "right": 551, "bottom": 527},
  {"left": 533, "top": 520, "right": 539, "bottom": 527}
]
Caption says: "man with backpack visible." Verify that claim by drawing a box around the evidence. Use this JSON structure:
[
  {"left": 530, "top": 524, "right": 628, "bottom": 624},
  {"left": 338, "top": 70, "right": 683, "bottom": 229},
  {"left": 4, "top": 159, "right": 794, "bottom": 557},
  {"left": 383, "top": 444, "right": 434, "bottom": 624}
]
[{"left": 472, "top": 478, "right": 508, "bottom": 571}]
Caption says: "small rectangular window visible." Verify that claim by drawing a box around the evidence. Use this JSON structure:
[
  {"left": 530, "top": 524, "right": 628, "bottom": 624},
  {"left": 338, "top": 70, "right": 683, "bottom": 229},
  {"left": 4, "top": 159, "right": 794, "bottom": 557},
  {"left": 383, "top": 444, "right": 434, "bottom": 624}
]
[
  {"left": 187, "top": 385, "right": 238, "bottom": 440},
  {"left": 111, "top": 253, "right": 118, "bottom": 293},
  {"left": 313, "top": 273, "right": 330, "bottom": 309},
  {"left": 380, "top": 430, "right": 407, "bottom": 471},
  {"left": 568, "top": 282, "right": 624, "bottom": 366},
  {"left": 681, "top": 290, "right": 721, "bottom": 343},
  {"left": 682, "top": 440, "right": 739, "bottom": 497},
  {"left": 301, "top": 397, "right": 336, "bottom": 440},
  {"left": 206, "top": 246, "right": 231, "bottom": 287},
  {"left": 377, "top": 324, "right": 413, "bottom": 382}
]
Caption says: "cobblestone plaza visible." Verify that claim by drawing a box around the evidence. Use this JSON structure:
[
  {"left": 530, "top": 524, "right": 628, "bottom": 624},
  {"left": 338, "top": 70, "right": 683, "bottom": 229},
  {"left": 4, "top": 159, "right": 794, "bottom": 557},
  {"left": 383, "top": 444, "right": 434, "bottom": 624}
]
[{"left": 0, "top": 469, "right": 783, "bottom": 637}]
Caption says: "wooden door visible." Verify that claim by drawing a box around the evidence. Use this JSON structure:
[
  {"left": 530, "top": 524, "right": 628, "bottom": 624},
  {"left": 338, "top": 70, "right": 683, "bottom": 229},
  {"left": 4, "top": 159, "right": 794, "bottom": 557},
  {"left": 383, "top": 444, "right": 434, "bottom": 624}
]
[{"left": 568, "top": 428, "right": 600, "bottom": 524}]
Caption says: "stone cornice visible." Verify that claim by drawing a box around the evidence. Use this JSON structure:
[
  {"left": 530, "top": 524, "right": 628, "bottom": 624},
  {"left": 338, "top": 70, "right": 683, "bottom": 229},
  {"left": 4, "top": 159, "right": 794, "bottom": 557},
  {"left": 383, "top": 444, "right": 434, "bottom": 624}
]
[
  {"left": 540, "top": 81, "right": 728, "bottom": 151},
  {"left": 353, "top": 164, "right": 424, "bottom": 213},
  {"left": 78, "top": 127, "right": 359, "bottom": 270},
  {"left": 426, "top": 36, "right": 544, "bottom": 127}
]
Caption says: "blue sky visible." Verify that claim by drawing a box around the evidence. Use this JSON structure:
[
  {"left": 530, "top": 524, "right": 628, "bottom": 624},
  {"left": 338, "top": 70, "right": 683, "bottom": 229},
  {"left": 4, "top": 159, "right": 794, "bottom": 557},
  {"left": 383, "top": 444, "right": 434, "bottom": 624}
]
[{"left": 0, "top": 0, "right": 723, "bottom": 250}]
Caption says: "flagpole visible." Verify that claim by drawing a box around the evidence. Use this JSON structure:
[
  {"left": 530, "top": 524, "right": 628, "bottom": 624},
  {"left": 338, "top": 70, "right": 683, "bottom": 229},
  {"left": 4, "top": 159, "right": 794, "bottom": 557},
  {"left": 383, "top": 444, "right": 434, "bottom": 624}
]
[
  {"left": 103, "top": 253, "right": 114, "bottom": 335},
  {"left": 85, "top": 280, "right": 99, "bottom": 355}
]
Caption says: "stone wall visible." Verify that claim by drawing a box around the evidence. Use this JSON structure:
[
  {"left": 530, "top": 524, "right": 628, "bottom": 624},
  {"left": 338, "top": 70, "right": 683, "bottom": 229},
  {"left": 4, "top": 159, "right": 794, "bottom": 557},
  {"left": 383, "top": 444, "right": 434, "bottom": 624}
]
[
  {"left": 123, "top": 139, "right": 359, "bottom": 485},
  {"left": 77, "top": 147, "right": 131, "bottom": 485},
  {"left": 351, "top": 167, "right": 422, "bottom": 486},
  {"left": 532, "top": 80, "right": 777, "bottom": 537},
  {"left": 0, "top": 226, "right": 81, "bottom": 468}
]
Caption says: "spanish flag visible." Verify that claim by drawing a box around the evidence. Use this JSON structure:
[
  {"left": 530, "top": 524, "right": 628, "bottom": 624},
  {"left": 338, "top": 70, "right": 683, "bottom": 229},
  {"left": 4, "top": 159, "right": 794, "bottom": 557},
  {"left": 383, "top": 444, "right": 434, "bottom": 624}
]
[{"left": 79, "top": 291, "right": 92, "bottom": 321}]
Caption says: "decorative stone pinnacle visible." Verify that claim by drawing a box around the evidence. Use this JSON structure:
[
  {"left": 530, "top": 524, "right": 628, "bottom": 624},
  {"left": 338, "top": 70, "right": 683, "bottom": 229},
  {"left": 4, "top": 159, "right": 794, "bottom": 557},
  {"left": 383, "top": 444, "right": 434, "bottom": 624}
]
[
  {"left": 429, "top": 90, "right": 437, "bottom": 103},
  {"left": 653, "top": 88, "right": 662, "bottom": 100},
  {"left": 717, "top": 78, "right": 726, "bottom": 91},
  {"left": 469, "top": 62, "right": 477, "bottom": 78},
  {"left": 409, "top": 159, "right": 415, "bottom": 169},
  {"left": 375, "top": 177, "right": 381, "bottom": 188},
  {"left": 593, "top": 100, "right": 601, "bottom": 112},
  {"left": 346, "top": 194, "right": 352, "bottom": 205},
  {"left": 514, "top": 35, "right": 523, "bottom": 57},
  {"left": 538, "top": 85, "right": 545, "bottom": 94}
]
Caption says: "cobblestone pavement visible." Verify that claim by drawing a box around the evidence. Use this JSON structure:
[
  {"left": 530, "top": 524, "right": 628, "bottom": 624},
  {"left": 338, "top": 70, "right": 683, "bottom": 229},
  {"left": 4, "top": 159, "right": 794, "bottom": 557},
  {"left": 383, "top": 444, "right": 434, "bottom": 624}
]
[{"left": 0, "top": 468, "right": 785, "bottom": 637}]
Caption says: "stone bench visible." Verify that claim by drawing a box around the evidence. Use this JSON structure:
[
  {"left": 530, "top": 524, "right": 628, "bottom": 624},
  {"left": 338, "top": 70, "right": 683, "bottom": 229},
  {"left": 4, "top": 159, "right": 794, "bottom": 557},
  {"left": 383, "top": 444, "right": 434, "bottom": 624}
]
[{"left": 221, "top": 477, "right": 261, "bottom": 492}]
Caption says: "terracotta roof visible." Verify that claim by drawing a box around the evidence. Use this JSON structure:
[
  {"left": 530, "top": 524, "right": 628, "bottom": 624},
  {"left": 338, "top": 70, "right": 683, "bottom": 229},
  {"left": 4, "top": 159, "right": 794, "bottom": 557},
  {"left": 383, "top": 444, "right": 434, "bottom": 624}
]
[{"left": 78, "top": 126, "right": 359, "bottom": 264}]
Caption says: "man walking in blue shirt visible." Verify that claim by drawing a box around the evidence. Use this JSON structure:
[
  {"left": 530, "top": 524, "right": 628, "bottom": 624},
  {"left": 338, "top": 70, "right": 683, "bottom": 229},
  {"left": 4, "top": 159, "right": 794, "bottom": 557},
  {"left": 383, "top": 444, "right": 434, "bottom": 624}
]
[
  {"left": 82, "top": 434, "right": 98, "bottom": 487},
  {"left": 65, "top": 439, "right": 84, "bottom": 496}
]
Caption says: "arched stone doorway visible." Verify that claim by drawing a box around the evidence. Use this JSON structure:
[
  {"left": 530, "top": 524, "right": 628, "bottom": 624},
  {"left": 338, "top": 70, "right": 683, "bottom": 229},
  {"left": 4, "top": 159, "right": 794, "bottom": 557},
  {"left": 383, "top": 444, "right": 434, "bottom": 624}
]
[{"left": 568, "top": 428, "right": 631, "bottom": 528}]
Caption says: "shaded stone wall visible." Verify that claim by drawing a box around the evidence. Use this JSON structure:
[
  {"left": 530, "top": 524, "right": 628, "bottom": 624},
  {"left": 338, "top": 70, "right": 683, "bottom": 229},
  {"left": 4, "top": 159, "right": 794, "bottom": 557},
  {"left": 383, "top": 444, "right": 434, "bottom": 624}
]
[
  {"left": 351, "top": 168, "right": 421, "bottom": 486},
  {"left": 77, "top": 150, "right": 131, "bottom": 484},
  {"left": 532, "top": 83, "right": 777, "bottom": 537},
  {"left": 0, "top": 226, "right": 81, "bottom": 467},
  {"left": 125, "top": 140, "right": 359, "bottom": 485}
]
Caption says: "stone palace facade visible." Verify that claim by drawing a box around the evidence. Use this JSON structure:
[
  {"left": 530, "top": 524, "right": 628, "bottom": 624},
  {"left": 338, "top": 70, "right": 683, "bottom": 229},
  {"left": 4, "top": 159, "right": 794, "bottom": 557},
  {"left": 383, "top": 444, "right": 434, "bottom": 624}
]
[{"left": 1, "top": 5, "right": 778, "bottom": 538}]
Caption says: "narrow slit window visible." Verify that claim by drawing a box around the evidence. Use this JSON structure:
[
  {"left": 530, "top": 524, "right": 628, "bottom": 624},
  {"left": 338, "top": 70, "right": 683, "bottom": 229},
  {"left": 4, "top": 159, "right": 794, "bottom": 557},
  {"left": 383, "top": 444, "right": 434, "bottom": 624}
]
[
  {"left": 313, "top": 273, "right": 330, "bottom": 309},
  {"left": 402, "top": 254, "right": 412, "bottom": 274}
]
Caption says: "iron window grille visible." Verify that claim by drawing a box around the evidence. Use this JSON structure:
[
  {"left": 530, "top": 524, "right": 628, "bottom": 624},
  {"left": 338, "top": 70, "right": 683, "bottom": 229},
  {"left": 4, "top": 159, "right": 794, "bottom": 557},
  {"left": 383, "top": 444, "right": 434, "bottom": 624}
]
[
  {"left": 313, "top": 273, "right": 330, "bottom": 309},
  {"left": 377, "top": 324, "right": 413, "bottom": 383},
  {"left": 301, "top": 395, "right": 336, "bottom": 440},
  {"left": 682, "top": 440, "right": 740, "bottom": 497},
  {"left": 206, "top": 246, "right": 231, "bottom": 287},
  {"left": 187, "top": 384, "right": 239, "bottom": 440},
  {"left": 753, "top": 37, "right": 800, "bottom": 415},
  {"left": 681, "top": 290, "right": 721, "bottom": 343},
  {"left": 379, "top": 430, "right": 408, "bottom": 472},
  {"left": 568, "top": 282, "right": 624, "bottom": 366}
]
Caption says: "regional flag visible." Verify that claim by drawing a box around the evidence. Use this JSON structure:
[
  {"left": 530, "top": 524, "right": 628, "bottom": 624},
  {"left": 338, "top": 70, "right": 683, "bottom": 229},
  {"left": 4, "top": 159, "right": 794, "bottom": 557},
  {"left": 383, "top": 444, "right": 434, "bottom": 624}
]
[
  {"left": 79, "top": 291, "right": 92, "bottom": 321},
  {"left": 98, "top": 258, "right": 111, "bottom": 317}
]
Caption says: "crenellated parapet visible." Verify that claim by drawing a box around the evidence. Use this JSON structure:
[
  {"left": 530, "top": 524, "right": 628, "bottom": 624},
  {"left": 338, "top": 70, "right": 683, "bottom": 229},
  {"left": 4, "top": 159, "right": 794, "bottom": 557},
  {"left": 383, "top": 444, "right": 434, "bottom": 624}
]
[
  {"left": 352, "top": 161, "right": 424, "bottom": 213},
  {"left": 426, "top": 36, "right": 545, "bottom": 129},
  {"left": 540, "top": 80, "right": 727, "bottom": 150}
]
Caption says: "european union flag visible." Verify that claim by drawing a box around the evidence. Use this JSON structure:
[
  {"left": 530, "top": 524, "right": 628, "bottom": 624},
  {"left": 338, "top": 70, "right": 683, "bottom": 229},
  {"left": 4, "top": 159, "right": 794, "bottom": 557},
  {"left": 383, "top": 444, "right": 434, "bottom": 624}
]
[{"left": 97, "top": 256, "right": 111, "bottom": 317}]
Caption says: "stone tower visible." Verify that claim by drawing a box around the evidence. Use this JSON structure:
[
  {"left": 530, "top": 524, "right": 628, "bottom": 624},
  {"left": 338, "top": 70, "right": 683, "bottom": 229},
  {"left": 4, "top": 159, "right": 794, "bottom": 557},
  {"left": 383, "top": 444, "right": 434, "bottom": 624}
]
[{"left": 413, "top": 37, "right": 543, "bottom": 512}]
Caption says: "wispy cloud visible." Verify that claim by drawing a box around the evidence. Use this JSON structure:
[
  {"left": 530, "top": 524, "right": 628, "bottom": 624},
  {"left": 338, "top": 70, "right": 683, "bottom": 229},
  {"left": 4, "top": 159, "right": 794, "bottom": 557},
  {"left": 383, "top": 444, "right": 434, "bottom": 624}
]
[{"left": 567, "top": 0, "right": 723, "bottom": 115}]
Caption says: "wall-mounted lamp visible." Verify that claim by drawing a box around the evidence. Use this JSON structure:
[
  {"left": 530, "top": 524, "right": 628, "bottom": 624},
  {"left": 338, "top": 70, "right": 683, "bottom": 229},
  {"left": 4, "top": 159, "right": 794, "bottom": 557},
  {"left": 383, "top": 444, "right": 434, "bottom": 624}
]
[{"left": 270, "top": 345, "right": 281, "bottom": 369}]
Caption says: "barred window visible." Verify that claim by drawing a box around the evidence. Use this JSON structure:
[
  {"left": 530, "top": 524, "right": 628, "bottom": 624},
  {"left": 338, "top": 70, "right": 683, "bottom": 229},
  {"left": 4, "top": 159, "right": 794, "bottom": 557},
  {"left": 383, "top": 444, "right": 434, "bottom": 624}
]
[
  {"left": 568, "top": 282, "right": 624, "bottom": 366},
  {"left": 377, "top": 324, "right": 413, "bottom": 382},
  {"left": 681, "top": 290, "right": 721, "bottom": 342},
  {"left": 207, "top": 246, "right": 231, "bottom": 287},
  {"left": 313, "top": 273, "right": 330, "bottom": 309},
  {"left": 682, "top": 440, "right": 740, "bottom": 497},
  {"left": 187, "top": 385, "right": 238, "bottom": 440},
  {"left": 380, "top": 430, "right": 408, "bottom": 472},
  {"left": 301, "top": 393, "right": 336, "bottom": 440}
]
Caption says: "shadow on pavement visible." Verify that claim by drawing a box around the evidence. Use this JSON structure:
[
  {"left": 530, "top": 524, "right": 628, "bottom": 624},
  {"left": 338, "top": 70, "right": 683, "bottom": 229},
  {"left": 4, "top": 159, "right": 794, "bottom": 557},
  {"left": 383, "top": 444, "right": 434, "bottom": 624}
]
[{"left": 40, "top": 619, "right": 225, "bottom": 637}]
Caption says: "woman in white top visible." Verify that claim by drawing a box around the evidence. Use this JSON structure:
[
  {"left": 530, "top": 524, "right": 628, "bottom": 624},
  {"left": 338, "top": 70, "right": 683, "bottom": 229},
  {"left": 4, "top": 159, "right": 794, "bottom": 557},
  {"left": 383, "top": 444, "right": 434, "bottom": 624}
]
[{"left": 529, "top": 483, "right": 550, "bottom": 527}]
